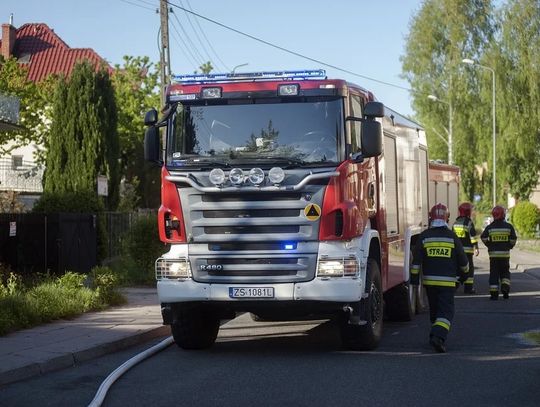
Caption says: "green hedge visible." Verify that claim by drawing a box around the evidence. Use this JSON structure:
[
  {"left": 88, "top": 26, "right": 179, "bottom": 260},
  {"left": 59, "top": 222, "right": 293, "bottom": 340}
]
[
  {"left": 512, "top": 201, "right": 540, "bottom": 238},
  {"left": 118, "top": 215, "right": 165, "bottom": 285}
]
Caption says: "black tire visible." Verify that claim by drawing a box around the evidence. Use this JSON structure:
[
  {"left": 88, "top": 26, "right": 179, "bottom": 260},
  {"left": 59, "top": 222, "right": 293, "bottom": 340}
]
[
  {"left": 340, "top": 259, "right": 383, "bottom": 350},
  {"left": 171, "top": 306, "right": 220, "bottom": 350},
  {"left": 384, "top": 282, "right": 414, "bottom": 322}
]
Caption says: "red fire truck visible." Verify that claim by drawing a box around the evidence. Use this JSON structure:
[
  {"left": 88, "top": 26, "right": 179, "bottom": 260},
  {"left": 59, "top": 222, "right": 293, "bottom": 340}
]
[{"left": 144, "top": 70, "right": 431, "bottom": 350}]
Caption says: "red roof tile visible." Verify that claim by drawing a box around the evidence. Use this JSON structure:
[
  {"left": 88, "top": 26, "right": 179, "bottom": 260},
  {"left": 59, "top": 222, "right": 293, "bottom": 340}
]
[{"left": 0, "top": 23, "right": 109, "bottom": 82}]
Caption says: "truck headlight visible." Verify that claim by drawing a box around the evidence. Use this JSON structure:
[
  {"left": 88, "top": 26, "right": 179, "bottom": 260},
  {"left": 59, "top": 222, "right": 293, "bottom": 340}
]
[
  {"left": 317, "top": 258, "right": 358, "bottom": 277},
  {"left": 156, "top": 258, "right": 192, "bottom": 280}
]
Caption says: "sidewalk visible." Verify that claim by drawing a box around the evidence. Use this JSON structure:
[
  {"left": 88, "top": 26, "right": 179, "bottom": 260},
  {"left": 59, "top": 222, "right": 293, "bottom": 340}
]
[
  {"left": 0, "top": 287, "right": 168, "bottom": 386},
  {"left": 1, "top": 247, "right": 539, "bottom": 387},
  {"left": 510, "top": 247, "right": 540, "bottom": 277}
]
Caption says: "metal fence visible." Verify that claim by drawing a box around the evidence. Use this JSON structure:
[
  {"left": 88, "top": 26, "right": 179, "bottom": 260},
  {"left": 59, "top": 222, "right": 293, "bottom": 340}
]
[
  {"left": 102, "top": 210, "right": 156, "bottom": 263},
  {"left": 0, "top": 211, "right": 157, "bottom": 274},
  {"left": 0, "top": 158, "right": 44, "bottom": 193}
]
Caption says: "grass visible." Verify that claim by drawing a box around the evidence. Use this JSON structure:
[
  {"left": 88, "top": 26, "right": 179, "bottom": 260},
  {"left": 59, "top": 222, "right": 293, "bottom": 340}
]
[
  {"left": 0, "top": 268, "right": 125, "bottom": 336},
  {"left": 523, "top": 331, "right": 540, "bottom": 345}
]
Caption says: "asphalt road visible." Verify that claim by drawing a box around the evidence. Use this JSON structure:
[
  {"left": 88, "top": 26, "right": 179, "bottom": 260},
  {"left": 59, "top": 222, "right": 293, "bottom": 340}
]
[{"left": 1, "top": 257, "right": 539, "bottom": 407}]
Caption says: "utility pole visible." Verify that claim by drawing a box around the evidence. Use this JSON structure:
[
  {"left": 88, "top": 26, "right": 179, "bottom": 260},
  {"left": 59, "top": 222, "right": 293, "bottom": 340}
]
[{"left": 159, "top": 0, "right": 171, "bottom": 106}]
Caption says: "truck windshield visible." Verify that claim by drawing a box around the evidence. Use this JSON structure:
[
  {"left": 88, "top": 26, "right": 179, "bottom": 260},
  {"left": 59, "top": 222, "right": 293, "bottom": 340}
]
[{"left": 167, "top": 97, "right": 343, "bottom": 167}]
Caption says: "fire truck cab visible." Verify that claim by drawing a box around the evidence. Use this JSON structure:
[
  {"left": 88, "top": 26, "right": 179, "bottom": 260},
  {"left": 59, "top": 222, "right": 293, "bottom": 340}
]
[{"left": 144, "top": 70, "right": 429, "bottom": 350}]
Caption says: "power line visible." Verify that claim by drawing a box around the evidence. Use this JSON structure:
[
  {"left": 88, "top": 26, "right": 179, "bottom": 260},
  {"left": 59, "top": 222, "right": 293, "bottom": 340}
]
[
  {"left": 169, "top": 19, "right": 202, "bottom": 69},
  {"left": 176, "top": 0, "right": 222, "bottom": 71},
  {"left": 118, "top": 0, "right": 157, "bottom": 12},
  {"left": 184, "top": 0, "right": 230, "bottom": 72},
  {"left": 169, "top": 8, "right": 207, "bottom": 67},
  {"left": 165, "top": 1, "right": 413, "bottom": 93}
]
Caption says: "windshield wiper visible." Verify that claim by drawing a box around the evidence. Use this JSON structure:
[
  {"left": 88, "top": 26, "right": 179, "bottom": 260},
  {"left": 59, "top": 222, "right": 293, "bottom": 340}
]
[
  {"left": 171, "top": 156, "right": 231, "bottom": 168},
  {"left": 244, "top": 156, "right": 307, "bottom": 168}
]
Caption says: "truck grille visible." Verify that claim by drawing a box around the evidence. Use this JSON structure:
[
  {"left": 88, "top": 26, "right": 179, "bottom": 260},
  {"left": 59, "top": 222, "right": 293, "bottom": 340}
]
[{"left": 179, "top": 185, "right": 325, "bottom": 283}]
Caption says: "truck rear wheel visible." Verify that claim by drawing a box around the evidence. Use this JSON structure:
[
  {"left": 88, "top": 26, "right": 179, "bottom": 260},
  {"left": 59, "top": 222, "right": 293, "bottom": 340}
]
[
  {"left": 340, "top": 259, "right": 383, "bottom": 350},
  {"left": 171, "top": 306, "right": 220, "bottom": 350}
]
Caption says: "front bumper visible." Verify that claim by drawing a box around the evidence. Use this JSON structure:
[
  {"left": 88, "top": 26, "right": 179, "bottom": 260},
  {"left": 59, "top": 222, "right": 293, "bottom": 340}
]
[{"left": 157, "top": 277, "right": 364, "bottom": 303}]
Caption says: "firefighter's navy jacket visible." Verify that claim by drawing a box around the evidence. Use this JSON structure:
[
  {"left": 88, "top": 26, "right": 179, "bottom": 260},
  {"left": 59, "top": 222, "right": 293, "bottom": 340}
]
[
  {"left": 411, "top": 226, "right": 469, "bottom": 287},
  {"left": 452, "top": 216, "right": 478, "bottom": 255},
  {"left": 480, "top": 220, "right": 517, "bottom": 258}
]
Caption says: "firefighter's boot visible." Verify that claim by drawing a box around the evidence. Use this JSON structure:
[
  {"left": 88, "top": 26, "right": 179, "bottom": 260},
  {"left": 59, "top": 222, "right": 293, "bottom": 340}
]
[
  {"left": 429, "top": 336, "right": 446, "bottom": 353},
  {"left": 490, "top": 292, "right": 499, "bottom": 301},
  {"left": 501, "top": 285, "right": 510, "bottom": 300}
]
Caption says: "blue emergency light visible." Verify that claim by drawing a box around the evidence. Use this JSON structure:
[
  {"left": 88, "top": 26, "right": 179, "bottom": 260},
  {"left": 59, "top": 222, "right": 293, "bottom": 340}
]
[
  {"left": 172, "top": 69, "right": 327, "bottom": 84},
  {"left": 282, "top": 242, "right": 296, "bottom": 250}
]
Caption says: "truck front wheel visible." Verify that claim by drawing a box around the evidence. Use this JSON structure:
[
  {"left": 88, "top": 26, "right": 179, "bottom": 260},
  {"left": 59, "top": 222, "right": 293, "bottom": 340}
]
[
  {"left": 171, "top": 306, "right": 220, "bottom": 350},
  {"left": 340, "top": 258, "right": 383, "bottom": 350}
]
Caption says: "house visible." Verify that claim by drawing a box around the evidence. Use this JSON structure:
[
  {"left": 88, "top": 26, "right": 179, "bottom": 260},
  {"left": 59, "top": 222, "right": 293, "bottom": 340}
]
[{"left": 0, "top": 18, "right": 108, "bottom": 206}]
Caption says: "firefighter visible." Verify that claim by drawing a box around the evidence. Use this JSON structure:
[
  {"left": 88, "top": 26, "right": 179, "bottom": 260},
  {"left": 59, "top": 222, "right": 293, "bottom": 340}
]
[
  {"left": 411, "top": 203, "right": 469, "bottom": 353},
  {"left": 452, "top": 202, "right": 479, "bottom": 294},
  {"left": 480, "top": 206, "right": 517, "bottom": 300}
]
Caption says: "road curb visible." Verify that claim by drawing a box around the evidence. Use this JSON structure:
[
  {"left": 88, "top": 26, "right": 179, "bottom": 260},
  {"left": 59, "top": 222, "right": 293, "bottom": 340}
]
[{"left": 0, "top": 326, "right": 170, "bottom": 387}]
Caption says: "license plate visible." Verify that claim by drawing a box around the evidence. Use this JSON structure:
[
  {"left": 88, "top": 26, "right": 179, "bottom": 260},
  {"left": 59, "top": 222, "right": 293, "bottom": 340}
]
[{"left": 229, "top": 287, "right": 274, "bottom": 299}]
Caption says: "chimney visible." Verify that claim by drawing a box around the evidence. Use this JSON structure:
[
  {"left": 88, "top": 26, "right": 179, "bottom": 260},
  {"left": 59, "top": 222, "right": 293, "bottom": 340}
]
[{"left": 2, "top": 16, "right": 16, "bottom": 59}]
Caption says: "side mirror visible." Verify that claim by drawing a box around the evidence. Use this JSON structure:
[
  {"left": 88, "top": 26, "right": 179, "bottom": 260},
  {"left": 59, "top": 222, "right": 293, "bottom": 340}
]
[
  {"left": 364, "top": 101, "right": 384, "bottom": 118},
  {"left": 360, "top": 120, "right": 382, "bottom": 158},
  {"left": 144, "top": 108, "right": 158, "bottom": 126},
  {"left": 144, "top": 126, "right": 161, "bottom": 163}
]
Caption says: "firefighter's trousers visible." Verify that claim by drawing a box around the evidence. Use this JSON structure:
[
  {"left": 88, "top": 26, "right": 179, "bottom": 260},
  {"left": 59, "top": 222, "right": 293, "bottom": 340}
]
[
  {"left": 489, "top": 258, "right": 511, "bottom": 297},
  {"left": 426, "top": 286, "right": 455, "bottom": 341},
  {"left": 463, "top": 253, "right": 475, "bottom": 292}
]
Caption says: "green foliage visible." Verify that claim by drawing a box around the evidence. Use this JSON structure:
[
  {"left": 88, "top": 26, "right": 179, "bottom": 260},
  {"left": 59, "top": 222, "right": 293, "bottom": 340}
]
[
  {"left": 198, "top": 61, "right": 214, "bottom": 74},
  {"left": 112, "top": 56, "right": 161, "bottom": 208},
  {"left": 512, "top": 201, "right": 540, "bottom": 238},
  {"left": 121, "top": 215, "right": 164, "bottom": 284},
  {"left": 0, "top": 269, "right": 124, "bottom": 336},
  {"left": 44, "top": 61, "right": 120, "bottom": 210},
  {"left": 118, "top": 177, "right": 141, "bottom": 212},
  {"left": 56, "top": 271, "right": 86, "bottom": 289},
  {"left": 492, "top": 0, "right": 540, "bottom": 200},
  {"left": 0, "top": 57, "right": 55, "bottom": 164},
  {"left": 401, "top": 0, "right": 496, "bottom": 201},
  {"left": 32, "top": 190, "right": 105, "bottom": 213},
  {"left": 90, "top": 265, "right": 123, "bottom": 304},
  {"left": 402, "top": 0, "right": 540, "bottom": 203}
]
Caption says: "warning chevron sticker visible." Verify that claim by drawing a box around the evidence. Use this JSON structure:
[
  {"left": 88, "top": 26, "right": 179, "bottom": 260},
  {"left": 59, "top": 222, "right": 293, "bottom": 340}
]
[{"left": 304, "top": 203, "right": 321, "bottom": 221}]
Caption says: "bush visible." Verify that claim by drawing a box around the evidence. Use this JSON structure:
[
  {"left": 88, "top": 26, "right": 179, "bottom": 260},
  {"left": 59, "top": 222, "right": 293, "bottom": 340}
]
[
  {"left": 512, "top": 201, "right": 540, "bottom": 238},
  {"left": 0, "top": 268, "right": 125, "bottom": 336},
  {"left": 32, "top": 190, "right": 105, "bottom": 213},
  {"left": 90, "top": 266, "right": 124, "bottom": 305},
  {"left": 121, "top": 215, "right": 165, "bottom": 285}
]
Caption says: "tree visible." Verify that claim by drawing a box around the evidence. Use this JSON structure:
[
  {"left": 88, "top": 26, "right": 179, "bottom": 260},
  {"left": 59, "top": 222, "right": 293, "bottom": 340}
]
[
  {"left": 111, "top": 56, "right": 160, "bottom": 208},
  {"left": 198, "top": 62, "right": 213, "bottom": 74},
  {"left": 0, "top": 57, "right": 54, "bottom": 164},
  {"left": 401, "top": 0, "right": 495, "bottom": 202},
  {"left": 44, "top": 61, "right": 119, "bottom": 209},
  {"left": 490, "top": 0, "right": 540, "bottom": 201}
]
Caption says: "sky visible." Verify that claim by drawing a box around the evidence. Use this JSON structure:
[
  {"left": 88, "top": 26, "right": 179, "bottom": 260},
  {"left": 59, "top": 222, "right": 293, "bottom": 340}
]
[{"left": 2, "top": 0, "right": 423, "bottom": 116}]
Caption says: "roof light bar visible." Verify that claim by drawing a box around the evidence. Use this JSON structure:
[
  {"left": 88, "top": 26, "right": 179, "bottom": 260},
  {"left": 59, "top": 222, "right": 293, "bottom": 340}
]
[{"left": 172, "top": 69, "right": 327, "bottom": 84}]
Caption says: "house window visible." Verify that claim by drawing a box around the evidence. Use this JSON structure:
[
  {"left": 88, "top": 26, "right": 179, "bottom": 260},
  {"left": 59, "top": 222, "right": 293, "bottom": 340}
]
[{"left": 11, "top": 155, "right": 23, "bottom": 170}]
